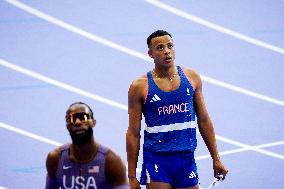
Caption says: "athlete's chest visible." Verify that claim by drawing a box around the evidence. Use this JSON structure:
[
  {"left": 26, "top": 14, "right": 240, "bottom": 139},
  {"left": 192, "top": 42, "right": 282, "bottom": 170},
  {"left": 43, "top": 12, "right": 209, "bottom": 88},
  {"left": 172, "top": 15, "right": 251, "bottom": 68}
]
[
  {"left": 153, "top": 77, "right": 180, "bottom": 92},
  {"left": 146, "top": 82, "right": 194, "bottom": 116},
  {"left": 58, "top": 165, "right": 106, "bottom": 189}
]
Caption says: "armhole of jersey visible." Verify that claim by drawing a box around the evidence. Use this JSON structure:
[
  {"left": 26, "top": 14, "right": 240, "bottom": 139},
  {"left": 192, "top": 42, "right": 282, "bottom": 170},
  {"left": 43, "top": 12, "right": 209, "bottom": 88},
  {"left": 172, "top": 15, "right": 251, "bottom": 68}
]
[
  {"left": 181, "top": 67, "right": 195, "bottom": 92},
  {"left": 97, "top": 143, "right": 109, "bottom": 156},
  {"left": 104, "top": 148, "right": 110, "bottom": 173},
  {"left": 143, "top": 74, "right": 149, "bottom": 104}
]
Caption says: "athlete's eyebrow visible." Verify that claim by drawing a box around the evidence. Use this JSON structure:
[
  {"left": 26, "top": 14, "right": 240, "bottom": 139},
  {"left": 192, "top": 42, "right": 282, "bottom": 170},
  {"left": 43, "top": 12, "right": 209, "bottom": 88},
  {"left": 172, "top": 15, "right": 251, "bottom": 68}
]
[{"left": 155, "top": 44, "right": 165, "bottom": 49}]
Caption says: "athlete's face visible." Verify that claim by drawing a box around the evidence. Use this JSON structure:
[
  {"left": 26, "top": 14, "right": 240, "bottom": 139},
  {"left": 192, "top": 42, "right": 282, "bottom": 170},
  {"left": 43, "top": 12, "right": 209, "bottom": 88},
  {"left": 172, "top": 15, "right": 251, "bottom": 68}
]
[
  {"left": 66, "top": 104, "right": 96, "bottom": 145},
  {"left": 148, "top": 35, "right": 175, "bottom": 68}
]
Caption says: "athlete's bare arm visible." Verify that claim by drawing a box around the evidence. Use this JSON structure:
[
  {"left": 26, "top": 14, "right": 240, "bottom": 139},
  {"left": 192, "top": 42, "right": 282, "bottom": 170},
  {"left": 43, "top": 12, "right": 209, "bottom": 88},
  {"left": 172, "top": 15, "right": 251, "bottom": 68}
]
[
  {"left": 45, "top": 148, "right": 60, "bottom": 189},
  {"left": 46, "top": 148, "right": 60, "bottom": 179},
  {"left": 183, "top": 68, "right": 228, "bottom": 179},
  {"left": 105, "top": 150, "right": 129, "bottom": 187},
  {"left": 126, "top": 76, "right": 147, "bottom": 189}
]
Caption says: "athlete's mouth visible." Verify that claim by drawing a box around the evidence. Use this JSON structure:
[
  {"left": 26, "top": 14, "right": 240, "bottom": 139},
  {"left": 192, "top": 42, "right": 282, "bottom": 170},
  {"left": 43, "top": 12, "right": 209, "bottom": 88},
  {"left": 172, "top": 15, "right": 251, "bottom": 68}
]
[
  {"left": 72, "top": 127, "right": 88, "bottom": 134},
  {"left": 165, "top": 56, "right": 172, "bottom": 61},
  {"left": 74, "top": 130, "right": 86, "bottom": 134}
]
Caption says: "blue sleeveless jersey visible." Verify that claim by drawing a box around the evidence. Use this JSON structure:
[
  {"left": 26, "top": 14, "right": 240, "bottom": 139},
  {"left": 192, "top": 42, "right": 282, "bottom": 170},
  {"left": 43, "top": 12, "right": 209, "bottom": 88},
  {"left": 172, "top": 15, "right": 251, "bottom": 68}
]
[
  {"left": 56, "top": 143, "right": 112, "bottom": 189},
  {"left": 143, "top": 66, "right": 197, "bottom": 153}
]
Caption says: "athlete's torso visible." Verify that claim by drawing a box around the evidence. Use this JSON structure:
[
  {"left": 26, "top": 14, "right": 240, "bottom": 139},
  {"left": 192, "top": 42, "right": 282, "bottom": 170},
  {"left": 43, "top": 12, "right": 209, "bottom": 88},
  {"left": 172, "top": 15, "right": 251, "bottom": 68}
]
[
  {"left": 56, "top": 143, "right": 112, "bottom": 189},
  {"left": 143, "top": 66, "right": 197, "bottom": 153}
]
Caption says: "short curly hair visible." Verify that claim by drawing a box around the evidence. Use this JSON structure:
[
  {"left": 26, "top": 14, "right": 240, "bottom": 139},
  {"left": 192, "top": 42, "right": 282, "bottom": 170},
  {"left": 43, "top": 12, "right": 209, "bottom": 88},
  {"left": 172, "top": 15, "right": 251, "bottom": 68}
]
[
  {"left": 65, "top": 102, "right": 94, "bottom": 122},
  {"left": 147, "top": 30, "right": 172, "bottom": 48}
]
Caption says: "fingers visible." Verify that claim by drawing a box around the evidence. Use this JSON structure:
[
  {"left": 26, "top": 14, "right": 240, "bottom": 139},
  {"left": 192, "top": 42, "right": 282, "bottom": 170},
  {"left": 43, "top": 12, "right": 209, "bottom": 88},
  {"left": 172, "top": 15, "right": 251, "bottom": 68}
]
[
  {"left": 214, "top": 169, "right": 218, "bottom": 178},
  {"left": 129, "top": 178, "right": 141, "bottom": 189},
  {"left": 217, "top": 168, "right": 228, "bottom": 180},
  {"left": 222, "top": 167, "right": 229, "bottom": 180},
  {"left": 214, "top": 164, "right": 228, "bottom": 180}
]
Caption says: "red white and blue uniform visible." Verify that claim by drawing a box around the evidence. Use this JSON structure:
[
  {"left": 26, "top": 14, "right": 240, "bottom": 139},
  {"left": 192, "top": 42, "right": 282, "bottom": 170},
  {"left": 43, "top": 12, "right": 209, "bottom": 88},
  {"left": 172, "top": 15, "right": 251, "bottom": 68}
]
[{"left": 46, "top": 143, "right": 112, "bottom": 189}]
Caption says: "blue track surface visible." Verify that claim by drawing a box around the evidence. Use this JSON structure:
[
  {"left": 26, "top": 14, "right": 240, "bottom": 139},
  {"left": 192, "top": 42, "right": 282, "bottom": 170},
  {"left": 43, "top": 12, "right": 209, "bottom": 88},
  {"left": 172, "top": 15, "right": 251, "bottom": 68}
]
[{"left": 1, "top": 1, "right": 284, "bottom": 188}]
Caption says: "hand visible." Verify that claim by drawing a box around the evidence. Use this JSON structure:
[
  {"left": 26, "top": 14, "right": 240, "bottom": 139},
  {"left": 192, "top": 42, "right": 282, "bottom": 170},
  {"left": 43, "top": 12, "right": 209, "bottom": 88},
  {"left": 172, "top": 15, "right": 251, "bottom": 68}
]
[
  {"left": 213, "top": 160, "right": 228, "bottom": 180},
  {"left": 129, "top": 177, "right": 141, "bottom": 189}
]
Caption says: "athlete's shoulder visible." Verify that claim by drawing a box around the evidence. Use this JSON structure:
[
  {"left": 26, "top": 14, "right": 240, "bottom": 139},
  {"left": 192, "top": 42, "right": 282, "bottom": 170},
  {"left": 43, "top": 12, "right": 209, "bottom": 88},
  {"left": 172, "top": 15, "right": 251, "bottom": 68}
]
[
  {"left": 47, "top": 147, "right": 61, "bottom": 161},
  {"left": 181, "top": 67, "right": 202, "bottom": 89},
  {"left": 128, "top": 74, "right": 148, "bottom": 96},
  {"left": 106, "top": 149, "right": 124, "bottom": 165},
  {"left": 181, "top": 67, "right": 200, "bottom": 78},
  {"left": 130, "top": 74, "right": 148, "bottom": 87},
  {"left": 97, "top": 143, "right": 110, "bottom": 155},
  {"left": 46, "top": 147, "right": 61, "bottom": 178}
]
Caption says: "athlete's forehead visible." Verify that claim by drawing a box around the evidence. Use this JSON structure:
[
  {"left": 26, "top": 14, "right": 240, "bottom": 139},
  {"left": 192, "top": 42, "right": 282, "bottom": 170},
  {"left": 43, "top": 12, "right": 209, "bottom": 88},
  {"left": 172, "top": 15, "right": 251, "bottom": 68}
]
[
  {"left": 150, "top": 35, "right": 173, "bottom": 48},
  {"left": 68, "top": 104, "right": 91, "bottom": 115}
]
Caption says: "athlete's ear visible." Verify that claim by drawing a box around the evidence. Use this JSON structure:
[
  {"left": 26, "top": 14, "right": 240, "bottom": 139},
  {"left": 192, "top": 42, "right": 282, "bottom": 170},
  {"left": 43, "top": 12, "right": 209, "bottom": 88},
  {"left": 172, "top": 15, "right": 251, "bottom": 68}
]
[
  {"left": 66, "top": 124, "right": 70, "bottom": 131},
  {"left": 66, "top": 122, "right": 71, "bottom": 131},
  {"left": 148, "top": 49, "right": 153, "bottom": 58},
  {"left": 92, "top": 119, "right": 96, "bottom": 128}
]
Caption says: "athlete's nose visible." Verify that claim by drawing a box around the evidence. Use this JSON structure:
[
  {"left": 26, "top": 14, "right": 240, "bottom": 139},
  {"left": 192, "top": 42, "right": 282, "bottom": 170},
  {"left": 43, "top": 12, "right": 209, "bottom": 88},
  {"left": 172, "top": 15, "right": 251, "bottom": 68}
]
[
  {"left": 165, "top": 50, "right": 170, "bottom": 55},
  {"left": 74, "top": 118, "right": 82, "bottom": 126},
  {"left": 164, "top": 47, "right": 171, "bottom": 55}
]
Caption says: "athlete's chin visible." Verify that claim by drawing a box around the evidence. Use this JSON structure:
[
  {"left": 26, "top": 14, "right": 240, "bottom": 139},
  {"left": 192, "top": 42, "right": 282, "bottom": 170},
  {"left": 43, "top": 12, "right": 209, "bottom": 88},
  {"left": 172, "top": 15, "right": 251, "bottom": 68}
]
[
  {"left": 74, "top": 130, "right": 86, "bottom": 135},
  {"left": 163, "top": 60, "right": 174, "bottom": 66}
]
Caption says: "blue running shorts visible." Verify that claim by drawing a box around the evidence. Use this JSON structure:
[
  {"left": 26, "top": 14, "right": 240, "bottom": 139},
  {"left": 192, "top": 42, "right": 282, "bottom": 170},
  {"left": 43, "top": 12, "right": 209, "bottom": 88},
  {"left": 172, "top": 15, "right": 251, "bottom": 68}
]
[{"left": 140, "top": 151, "right": 199, "bottom": 188}]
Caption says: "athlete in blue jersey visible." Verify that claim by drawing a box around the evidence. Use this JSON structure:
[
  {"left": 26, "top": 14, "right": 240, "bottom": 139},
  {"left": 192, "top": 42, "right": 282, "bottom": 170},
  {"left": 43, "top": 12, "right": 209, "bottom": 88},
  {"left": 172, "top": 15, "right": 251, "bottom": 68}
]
[
  {"left": 126, "top": 30, "right": 228, "bottom": 189},
  {"left": 45, "top": 102, "right": 129, "bottom": 189}
]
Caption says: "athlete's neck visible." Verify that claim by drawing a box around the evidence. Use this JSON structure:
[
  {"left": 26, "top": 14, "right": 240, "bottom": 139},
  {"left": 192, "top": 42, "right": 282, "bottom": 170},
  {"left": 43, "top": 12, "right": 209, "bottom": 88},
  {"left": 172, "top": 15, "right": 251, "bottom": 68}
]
[
  {"left": 154, "top": 65, "right": 177, "bottom": 78},
  {"left": 70, "top": 138, "right": 98, "bottom": 164},
  {"left": 153, "top": 65, "right": 179, "bottom": 82}
]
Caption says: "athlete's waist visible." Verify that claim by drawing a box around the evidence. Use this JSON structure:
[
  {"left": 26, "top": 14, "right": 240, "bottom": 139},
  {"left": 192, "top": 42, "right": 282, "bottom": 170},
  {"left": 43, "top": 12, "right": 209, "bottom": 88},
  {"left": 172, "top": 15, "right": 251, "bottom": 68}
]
[
  {"left": 143, "top": 149, "right": 195, "bottom": 156},
  {"left": 143, "top": 128, "right": 197, "bottom": 153}
]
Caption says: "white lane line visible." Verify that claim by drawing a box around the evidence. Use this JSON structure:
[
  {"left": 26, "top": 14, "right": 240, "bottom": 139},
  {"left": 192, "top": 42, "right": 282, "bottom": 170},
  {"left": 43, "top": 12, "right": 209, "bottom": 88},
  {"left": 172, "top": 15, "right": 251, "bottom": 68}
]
[
  {"left": 198, "top": 128, "right": 284, "bottom": 160},
  {"left": 3, "top": 0, "right": 284, "bottom": 107},
  {"left": 197, "top": 140, "right": 284, "bottom": 160},
  {"left": 0, "top": 59, "right": 127, "bottom": 111},
  {"left": 202, "top": 76, "right": 284, "bottom": 106},
  {"left": 1, "top": 121, "right": 284, "bottom": 161},
  {"left": 0, "top": 122, "right": 62, "bottom": 147},
  {"left": 254, "top": 140, "right": 284, "bottom": 148},
  {"left": 145, "top": 0, "right": 284, "bottom": 55},
  {"left": 3, "top": 0, "right": 152, "bottom": 63},
  {"left": 196, "top": 147, "right": 250, "bottom": 160},
  {"left": 216, "top": 135, "right": 284, "bottom": 160}
]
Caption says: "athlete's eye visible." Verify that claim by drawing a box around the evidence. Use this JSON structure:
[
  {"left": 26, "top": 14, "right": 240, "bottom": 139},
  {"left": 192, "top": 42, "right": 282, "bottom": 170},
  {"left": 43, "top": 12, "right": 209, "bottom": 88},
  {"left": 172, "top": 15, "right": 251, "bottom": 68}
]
[
  {"left": 84, "top": 114, "right": 88, "bottom": 121},
  {"left": 157, "top": 45, "right": 164, "bottom": 51},
  {"left": 68, "top": 112, "right": 91, "bottom": 124}
]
